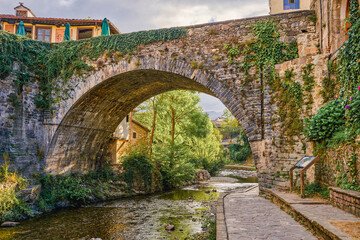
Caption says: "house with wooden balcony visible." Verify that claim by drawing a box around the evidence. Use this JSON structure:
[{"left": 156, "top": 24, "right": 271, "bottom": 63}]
[{"left": 0, "top": 3, "right": 120, "bottom": 42}]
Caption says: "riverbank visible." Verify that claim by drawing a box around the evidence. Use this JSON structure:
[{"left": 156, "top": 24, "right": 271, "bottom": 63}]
[{"left": 0, "top": 169, "right": 258, "bottom": 239}]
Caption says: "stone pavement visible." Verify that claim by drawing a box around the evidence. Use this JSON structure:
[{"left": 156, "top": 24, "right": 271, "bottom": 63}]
[
  {"left": 221, "top": 187, "right": 317, "bottom": 240},
  {"left": 268, "top": 190, "right": 360, "bottom": 240}
]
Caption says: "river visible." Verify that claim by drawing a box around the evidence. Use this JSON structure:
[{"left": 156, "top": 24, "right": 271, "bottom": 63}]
[{"left": 0, "top": 169, "right": 257, "bottom": 240}]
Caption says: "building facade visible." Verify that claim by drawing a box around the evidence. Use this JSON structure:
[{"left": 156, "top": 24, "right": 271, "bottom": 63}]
[
  {"left": 107, "top": 111, "right": 150, "bottom": 165},
  {"left": 269, "top": 0, "right": 312, "bottom": 14},
  {"left": 0, "top": 3, "right": 120, "bottom": 42}
]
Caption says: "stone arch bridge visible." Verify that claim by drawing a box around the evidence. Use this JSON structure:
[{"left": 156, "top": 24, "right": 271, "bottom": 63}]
[{"left": 0, "top": 10, "right": 329, "bottom": 190}]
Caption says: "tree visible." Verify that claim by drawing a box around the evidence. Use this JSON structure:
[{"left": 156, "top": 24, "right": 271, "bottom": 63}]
[
  {"left": 220, "top": 109, "right": 241, "bottom": 140},
  {"left": 134, "top": 90, "right": 224, "bottom": 188}
]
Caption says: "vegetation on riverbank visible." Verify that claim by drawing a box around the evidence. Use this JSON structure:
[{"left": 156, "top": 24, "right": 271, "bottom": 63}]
[
  {"left": 36, "top": 168, "right": 127, "bottom": 211},
  {"left": 0, "top": 154, "right": 32, "bottom": 222},
  {"left": 0, "top": 163, "right": 129, "bottom": 221}
]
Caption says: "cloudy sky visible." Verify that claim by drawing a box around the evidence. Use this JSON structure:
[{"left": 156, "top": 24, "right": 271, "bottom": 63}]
[{"left": 2, "top": 0, "right": 269, "bottom": 118}]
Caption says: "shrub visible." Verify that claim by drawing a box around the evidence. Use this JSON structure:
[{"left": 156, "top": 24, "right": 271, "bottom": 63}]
[
  {"left": 304, "top": 99, "right": 346, "bottom": 141},
  {"left": 122, "top": 151, "right": 154, "bottom": 192},
  {"left": 37, "top": 174, "right": 92, "bottom": 210},
  {"left": 191, "top": 157, "right": 225, "bottom": 176},
  {"left": 302, "top": 182, "right": 329, "bottom": 199},
  {"left": 228, "top": 134, "right": 252, "bottom": 163}
]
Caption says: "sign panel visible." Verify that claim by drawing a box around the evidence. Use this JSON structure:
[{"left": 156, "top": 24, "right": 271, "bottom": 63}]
[{"left": 295, "top": 156, "right": 316, "bottom": 168}]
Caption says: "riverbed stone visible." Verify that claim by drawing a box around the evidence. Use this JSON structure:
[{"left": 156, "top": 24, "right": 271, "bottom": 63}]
[
  {"left": 193, "top": 170, "right": 211, "bottom": 182},
  {"left": 1, "top": 222, "right": 19, "bottom": 227},
  {"left": 165, "top": 224, "right": 175, "bottom": 231}
]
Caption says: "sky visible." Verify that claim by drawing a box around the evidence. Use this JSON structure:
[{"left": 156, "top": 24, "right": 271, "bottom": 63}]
[{"left": 1, "top": 0, "right": 269, "bottom": 119}]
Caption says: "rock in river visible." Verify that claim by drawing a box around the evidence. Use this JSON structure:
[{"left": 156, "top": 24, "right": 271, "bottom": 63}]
[
  {"left": 165, "top": 225, "right": 175, "bottom": 231},
  {"left": 1, "top": 222, "right": 19, "bottom": 227}
]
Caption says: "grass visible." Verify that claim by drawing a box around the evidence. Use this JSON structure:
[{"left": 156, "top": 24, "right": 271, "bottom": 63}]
[
  {"left": 0, "top": 153, "right": 32, "bottom": 222},
  {"left": 300, "top": 182, "right": 330, "bottom": 199}
]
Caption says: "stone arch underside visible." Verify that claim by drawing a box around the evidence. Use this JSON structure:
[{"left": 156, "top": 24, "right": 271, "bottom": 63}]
[{"left": 45, "top": 67, "right": 261, "bottom": 174}]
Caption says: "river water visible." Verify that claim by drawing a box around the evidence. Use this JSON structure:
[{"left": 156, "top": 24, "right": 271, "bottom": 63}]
[{"left": 0, "top": 170, "right": 257, "bottom": 240}]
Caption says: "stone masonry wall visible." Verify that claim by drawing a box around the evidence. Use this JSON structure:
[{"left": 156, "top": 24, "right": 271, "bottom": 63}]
[
  {"left": 0, "top": 68, "right": 44, "bottom": 176},
  {"left": 330, "top": 187, "right": 360, "bottom": 217}
]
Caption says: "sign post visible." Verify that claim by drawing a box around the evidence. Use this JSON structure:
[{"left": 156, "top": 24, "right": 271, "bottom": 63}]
[{"left": 289, "top": 156, "right": 319, "bottom": 195}]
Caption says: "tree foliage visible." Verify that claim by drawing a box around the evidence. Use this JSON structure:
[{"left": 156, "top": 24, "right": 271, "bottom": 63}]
[{"left": 134, "top": 90, "right": 224, "bottom": 188}]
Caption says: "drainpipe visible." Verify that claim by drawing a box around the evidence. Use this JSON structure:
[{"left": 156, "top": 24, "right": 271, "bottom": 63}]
[
  {"left": 327, "top": 40, "right": 348, "bottom": 81},
  {"left": 320, "top": 0, "right": 323, "bottom": 52}
]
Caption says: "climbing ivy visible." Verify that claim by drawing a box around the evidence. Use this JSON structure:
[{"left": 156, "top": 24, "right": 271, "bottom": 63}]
[
  {"left": 0, "top": 27, "right": 187, "bottom": 111},
  {"left": 275, "top": 69, "right": 304, "bottom": 138},
  {"left": 337, "top": 0, "right": 360, "bottom": 95},
  {"left": 224, "top": 20, "right": 299, "bottom": 139},
  {"left": 302, "top": 63, "right": 315, "bottom": 108},
  {"left": 239, "top": 20, "right": 298, "bottom": 80}
]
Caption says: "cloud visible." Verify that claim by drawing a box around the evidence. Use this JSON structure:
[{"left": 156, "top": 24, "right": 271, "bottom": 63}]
[
  {"left": 1, "top": 0, "right": 269, "bottom": 32},
  {"left": 149, "top": 1, "right": 268, "bottom": 29},
  {"left": 58, "top": 0, "right": 75, "bottom": 7}
]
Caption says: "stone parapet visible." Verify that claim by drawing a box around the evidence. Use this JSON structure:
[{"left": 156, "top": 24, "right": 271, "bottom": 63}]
[{"left": 329, "top": 187, "right": 360, "bottom": 217}]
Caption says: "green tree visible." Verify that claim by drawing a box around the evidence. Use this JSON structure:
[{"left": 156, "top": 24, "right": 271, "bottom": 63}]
[
  {"left": 220, "top": 109, "right": 241, "bottom": 139},
  {"left": 134, "top": 90, "right": 224, "bottom": 188}
]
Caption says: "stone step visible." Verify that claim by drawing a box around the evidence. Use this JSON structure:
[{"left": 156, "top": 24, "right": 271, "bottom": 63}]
[
  {"left": 224, "top": 164, "right": 256, "bottom": 171},
  {"left": 265, "top": 189, "right": 360, "bottom": 240}
]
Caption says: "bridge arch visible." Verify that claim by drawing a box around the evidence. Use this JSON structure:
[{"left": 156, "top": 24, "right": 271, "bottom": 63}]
[{"left": 45, "top": 57, "right": 263, "bottom": 174}]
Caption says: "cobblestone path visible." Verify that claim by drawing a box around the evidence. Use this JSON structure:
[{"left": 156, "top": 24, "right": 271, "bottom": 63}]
[{"left": 224, "top": 187, "right": 317, "bottom": 240}]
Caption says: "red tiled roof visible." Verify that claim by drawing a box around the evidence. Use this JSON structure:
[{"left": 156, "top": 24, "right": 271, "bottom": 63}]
[{"left": 0, "top": 15, "right": 121, "bottom": 34}]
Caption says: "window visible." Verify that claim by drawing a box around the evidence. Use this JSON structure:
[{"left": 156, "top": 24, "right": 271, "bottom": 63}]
[
  {"left": 37, "top": 28, "right": 51, "bottom": 42},
  {"left": 133, "top": 132, "right": 137, "bottom": 139},
  {"left": 16, "top": 11, "right": 27, "bottom": 17},
  {"left": 284, "top": 0, "right": 300, "bottom": 10},
  {"left": 78, "top": 28, "right": 93, "bottom": 40},
  {"left": 126, "top": 115, "right": 129, "bottom": 122}
]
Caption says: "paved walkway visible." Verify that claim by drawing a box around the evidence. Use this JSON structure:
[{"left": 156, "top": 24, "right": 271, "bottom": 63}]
[
  {"left": 270, "top": 190, "right": 360, "bottom": 240},
  {"left": 223, "top": 187, "right": 317, "bottom": 240}
]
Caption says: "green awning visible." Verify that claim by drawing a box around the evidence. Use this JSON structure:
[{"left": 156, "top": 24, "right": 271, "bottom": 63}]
[{"left": 101, "top": 18, "right": 110, "bottom": 36}]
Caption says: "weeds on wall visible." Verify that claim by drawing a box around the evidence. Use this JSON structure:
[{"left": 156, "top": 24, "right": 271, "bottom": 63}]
[{"left": 0, "top": 28, "right": 187, "bottom": 111}]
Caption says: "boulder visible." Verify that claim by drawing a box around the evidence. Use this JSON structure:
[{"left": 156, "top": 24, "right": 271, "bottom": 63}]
[
  {"left": 193, "top": 170, "right": 211, "bottom": 182},
  {"left": 19, "top": 185, "right": 42, "bottom": 203}
]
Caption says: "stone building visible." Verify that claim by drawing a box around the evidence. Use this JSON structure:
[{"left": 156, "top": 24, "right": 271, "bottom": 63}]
[
  {"left": 0, "top": 3, "right": 120, "bottom": 42},
  {"left": 312, "top": 0, "right": 356, "bottom": 54},
  {"left": 107, "top": 111, "right": 150, "bottom": 165},
  {"left": 269, "top": 0, "right": 312, "bottom": 14}
]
